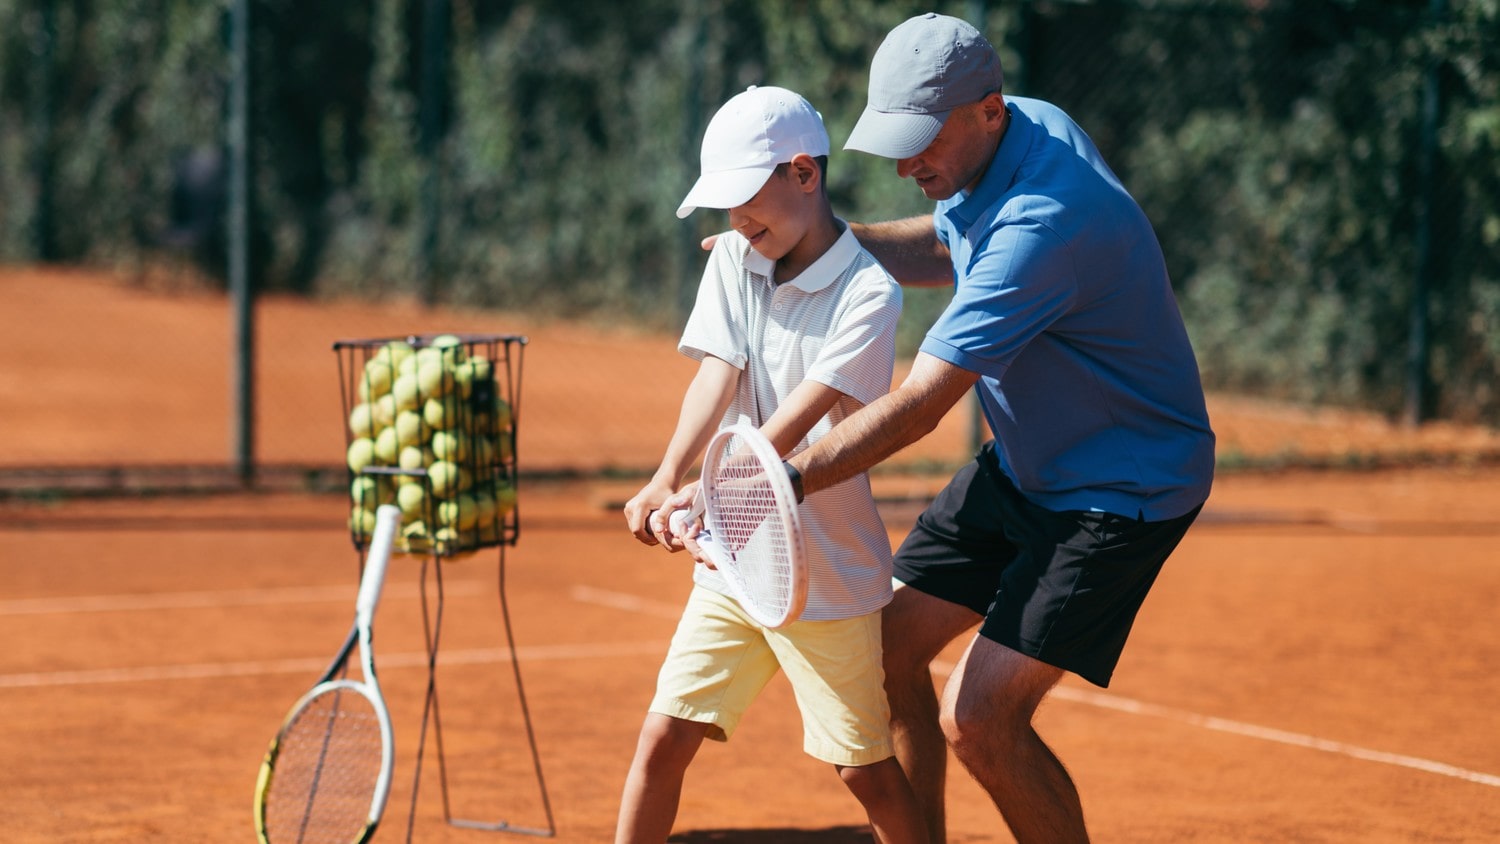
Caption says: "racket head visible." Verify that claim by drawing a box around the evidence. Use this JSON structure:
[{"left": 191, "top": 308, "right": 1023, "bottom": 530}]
[
  {"left": 699, "top": 424, "right": 807, "bottom": 628},
  {"left": 254, "top": 679, "right": 395, "bottom": 844}
]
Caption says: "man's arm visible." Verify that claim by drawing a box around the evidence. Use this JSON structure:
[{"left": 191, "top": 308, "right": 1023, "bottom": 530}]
[
  {"left": 848, "top": 216, "right": 952, "bottom": 287},
  {"left": 787, "top": 352, "right": 980, "bottom": 497}
]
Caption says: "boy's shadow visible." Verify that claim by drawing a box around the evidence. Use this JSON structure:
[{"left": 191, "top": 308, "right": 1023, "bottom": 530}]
[{"left": 670, "top": 826, "right": 873, "bottom": 843}]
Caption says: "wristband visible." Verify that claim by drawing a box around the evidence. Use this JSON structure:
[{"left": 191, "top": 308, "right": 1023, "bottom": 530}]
[{"left": 783, "top": 462, "right": 805, "bottom": 504}]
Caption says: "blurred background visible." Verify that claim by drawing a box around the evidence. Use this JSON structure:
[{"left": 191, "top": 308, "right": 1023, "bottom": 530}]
[{"left": 1, "top": 0, "right": 1496, "bottom": 488}]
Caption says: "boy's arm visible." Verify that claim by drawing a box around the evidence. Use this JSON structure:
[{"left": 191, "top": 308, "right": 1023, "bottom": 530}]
[
  {"left": 758, "top": 379, "right": 845, "bottom": 458},
  {"left": 625, "top": 355, "right": 739, "bottom": 545}
]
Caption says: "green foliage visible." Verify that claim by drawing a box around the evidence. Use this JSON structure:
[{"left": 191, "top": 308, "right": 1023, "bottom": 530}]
[{"left": 0, "top": 0, "right": 1497, "bottom": 422}]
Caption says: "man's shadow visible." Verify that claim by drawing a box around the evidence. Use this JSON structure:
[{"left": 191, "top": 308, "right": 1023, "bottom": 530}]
[{"left": 670, "top": 826, "right": 873, "bottom": 843}]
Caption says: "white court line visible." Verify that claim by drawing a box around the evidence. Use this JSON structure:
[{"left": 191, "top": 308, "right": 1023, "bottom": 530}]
[
  {"left": 570, "top": 585, "right": 685, "bottom": 619},
  {"left": 0, "top": 581, "right": 488, "bottom": 616},
  {"left": 0, "top": 640, "right": 669, "bottom": 689},
  {"left": 929, "top": 657, "right": 1500, "bottom": 790},
  {"left": 573, "top": 588, "right": 1500, "bottom": 791}
]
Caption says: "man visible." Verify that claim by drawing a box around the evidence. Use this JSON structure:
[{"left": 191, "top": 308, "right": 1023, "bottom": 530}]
[{"left": 777, "top": 13, "right": 1215, "bottom": 844}]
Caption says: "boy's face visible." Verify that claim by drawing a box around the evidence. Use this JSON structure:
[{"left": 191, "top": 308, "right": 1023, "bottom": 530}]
[{"left": 728, "top": 158, "right": 815, "bottom": 262}]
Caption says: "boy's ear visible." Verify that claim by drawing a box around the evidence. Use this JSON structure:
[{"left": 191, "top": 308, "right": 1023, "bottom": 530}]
[{"left": 789, "top": 154, "right": 820, "bottom": 191}]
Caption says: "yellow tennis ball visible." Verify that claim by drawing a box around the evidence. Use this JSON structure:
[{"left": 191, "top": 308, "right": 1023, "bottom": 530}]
[
  {"left": 392, "top": 373, "right": 421, "bottom": 411},
  {"left": 399, "top": 444, "right": 433, "bottom": 471},
  {"left": 379, "top": 339, "right": 414, "bottom": 366},
  {"left": 431, "top": 334, "right": 467, "bottom": 361},
  {"left": 495, "top": 480, "right": 517, "bottom": 517},
  {"left": 417, "top": 360, "right": 450, "bottom": 398},
  {"left": 359, "top": 357, "right": 395, "bottom": 400},
  {"left": 428, "top": 460, "right": 469, "bottom": 498},
  {"left": 349, "top": 506, "right": 377, "bottom": 536},
  {"left": 350, "top": 475, "right": 380, "bottom": 511},
  {"left": 431, "top": 429, "right": 470, "bottom": 462},
  {"left": 374, "top": 427, "right": 400, "bottom": 464},
  {"left": 422, "top": 397, "right": 453, "bottom": 430},
  {"left": 371, "top": 394, "right": 398, "bottom": 428},
  {"left": 397, "top": 483, "right": 427, "bottom": 519},
  {"left": 453, "top": 357, "right": 490, "bottom": 398},
  {"left": 438, "top": 493, "right": 477, "bottom": 531},
  {"left": 348, "top": 403, "right": 377, "bottom": 439},
  {"left": 394, "top": 409, "right": 425, "bottom": 448},
  {"left": 471, "top": 489, "right": 497, "bottom": 524},
  {"left": 347, "top": 437, "right": 377, "bottom": 473}
]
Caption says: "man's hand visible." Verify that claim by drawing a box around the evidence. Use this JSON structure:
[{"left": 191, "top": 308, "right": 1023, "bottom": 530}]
[{"left": 701, "top": 234, "right": 721, "bottom": 251}]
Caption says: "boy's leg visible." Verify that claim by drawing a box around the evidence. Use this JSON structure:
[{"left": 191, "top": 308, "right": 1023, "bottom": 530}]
[
  {"left": 837, "top": 757, "right": 930, "bottom": 844},
  {"left": 614, "top": 713, "right": 710, "bottom": 844}
]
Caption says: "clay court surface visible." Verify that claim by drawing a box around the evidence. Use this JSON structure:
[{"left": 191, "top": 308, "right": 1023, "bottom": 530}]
[{"left": 3, "top": 267, "right": 1499, "bottom": 842}]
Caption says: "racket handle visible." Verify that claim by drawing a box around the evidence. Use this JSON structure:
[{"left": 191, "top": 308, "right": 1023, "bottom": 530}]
[
  {"left": 668, "top": 492, "right": 706, "bottom": 537},
  {"left": 357, "top": 505, "right": 401, "bottom": 623}
]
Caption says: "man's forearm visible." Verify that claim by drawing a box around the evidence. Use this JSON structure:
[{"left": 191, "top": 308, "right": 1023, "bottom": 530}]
[
  {"left": 849, "top": 216, "right": 952, "bottom": 287},
  {"left": 789, "top": 354, "right": 981, "bottom": 497}
]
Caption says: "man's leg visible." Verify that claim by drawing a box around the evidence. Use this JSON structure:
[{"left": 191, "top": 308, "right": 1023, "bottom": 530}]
[
  {"left": 882, "top": 585, "right": 983, "bottom": 844},
  {"left": 941, "top": 636, "right": 1086, "bottom": 844}
]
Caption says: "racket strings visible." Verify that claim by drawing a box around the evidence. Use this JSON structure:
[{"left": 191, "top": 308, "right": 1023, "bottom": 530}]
[
  {"left": 709, "top": 436, "right": 795, "bottom": 617},
  {"left": 265, "top": 689, "right": 383, "bottom": 843}
]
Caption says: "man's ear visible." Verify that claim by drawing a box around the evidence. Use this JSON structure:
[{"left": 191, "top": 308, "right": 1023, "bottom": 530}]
[{"left": 979, "top": 92, "right": 1007, "bottom": 130}]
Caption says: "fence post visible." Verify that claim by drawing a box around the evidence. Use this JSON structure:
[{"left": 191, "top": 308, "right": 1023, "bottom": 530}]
[
  {"left": 228, "top": 0, "right": 256, "bottom": 483},
  {"left": 1405, "top": 0, "right": 1445, "bottom": 428}
]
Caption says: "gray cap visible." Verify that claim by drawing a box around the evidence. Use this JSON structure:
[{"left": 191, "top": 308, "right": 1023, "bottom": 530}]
[{"left": 844, "top": 13, "right": 1003, "bottom": 159}]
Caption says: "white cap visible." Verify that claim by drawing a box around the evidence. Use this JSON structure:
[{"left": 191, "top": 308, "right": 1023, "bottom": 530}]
[{"left": 677, "top": 86, "right": 831, "bottom": 219}]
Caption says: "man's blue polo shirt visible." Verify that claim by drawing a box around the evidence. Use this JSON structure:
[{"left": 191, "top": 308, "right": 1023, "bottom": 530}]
[{"left": 921, "top": 96, "right": 1215, "bottom": 521}]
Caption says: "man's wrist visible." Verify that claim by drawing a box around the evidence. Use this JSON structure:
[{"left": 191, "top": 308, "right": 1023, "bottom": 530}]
[{"left": 782, "top": 462, "right": 805, "bottom": 504}]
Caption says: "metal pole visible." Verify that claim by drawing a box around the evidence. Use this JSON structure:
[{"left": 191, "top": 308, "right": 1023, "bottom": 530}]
[
  {"left": 228, "top": 0, "right": 256, "bottom": 482},
  {"left": 1405, "top": 0, "right": 1444, "bottom": 427},
  {"left": 417, "top": 0, "right": 449, "bottom": 306}
]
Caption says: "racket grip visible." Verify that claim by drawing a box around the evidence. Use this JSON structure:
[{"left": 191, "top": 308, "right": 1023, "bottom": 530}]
[{"left": 357, "top": 505, "right": 401, "bottom": 621}]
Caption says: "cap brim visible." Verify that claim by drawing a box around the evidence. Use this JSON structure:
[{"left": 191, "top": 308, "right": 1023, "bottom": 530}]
[
  {"left": 676, "top": 166, "right": 776, "bottom": 219},
  {"left": 843, "top": 108, "right": 947, "bottom": 159}
]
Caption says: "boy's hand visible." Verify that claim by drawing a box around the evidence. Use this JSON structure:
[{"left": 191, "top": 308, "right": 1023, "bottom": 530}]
[
  {"left": 624, "top": 480, "right": 675, "bottom": 545},
  {"left": 652, "top": 482, "right": 703, "bottom": 555}
]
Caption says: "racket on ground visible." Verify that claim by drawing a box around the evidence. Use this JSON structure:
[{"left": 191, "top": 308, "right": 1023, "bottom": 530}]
[
  {"left": 667, "top": 423, "right": 808, "bottom": 629},
  {"left": 254, "top": 504, "right": 400, "bottom": 844}
]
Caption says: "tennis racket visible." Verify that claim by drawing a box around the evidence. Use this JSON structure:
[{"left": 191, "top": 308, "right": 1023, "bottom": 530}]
[
  {"left": 254, "top": 504, "right": 399, "bottom": 844},
  {"left": 667, "top": 423, "right": 808, "bottom": 629}
]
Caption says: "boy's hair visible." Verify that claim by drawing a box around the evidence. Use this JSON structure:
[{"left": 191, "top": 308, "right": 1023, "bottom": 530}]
[{"left": 677, "top": 86, "right": 831, "bottom": 219}]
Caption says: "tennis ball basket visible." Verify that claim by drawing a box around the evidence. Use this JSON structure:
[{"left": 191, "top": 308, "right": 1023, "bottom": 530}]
[
  {"left": 335, "top": 333, "right": 524, "bottom": 558},
  {"left": 333, "top": 332, "right": 554, "bottom": 839}
]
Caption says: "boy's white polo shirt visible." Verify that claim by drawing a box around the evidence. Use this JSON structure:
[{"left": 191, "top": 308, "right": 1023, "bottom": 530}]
[{"left": 679, "top": 226, "right": 902, "bottom": 621}]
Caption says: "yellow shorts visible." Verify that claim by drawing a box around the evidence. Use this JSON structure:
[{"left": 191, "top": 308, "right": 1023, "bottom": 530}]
[{"left": 649, "top": 585, "right": 894, "bottom": 767}]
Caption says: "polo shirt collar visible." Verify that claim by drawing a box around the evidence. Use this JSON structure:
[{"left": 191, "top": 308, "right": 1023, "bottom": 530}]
[
  {"left": 941, "top": 102, "right": 1030, "bottom": 234},
  {"left": 743, "top": 222, "right": 859, "bottom": 293}
]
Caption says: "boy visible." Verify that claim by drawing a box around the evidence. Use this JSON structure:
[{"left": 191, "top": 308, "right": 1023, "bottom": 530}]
[{"left": 618, "top": 85, "right": 926, "bottom": 844}]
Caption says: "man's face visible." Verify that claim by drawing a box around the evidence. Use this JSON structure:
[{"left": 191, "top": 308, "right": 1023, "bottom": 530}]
[{"left": 895, "top": 99, "right": 998, "bottom": 201}]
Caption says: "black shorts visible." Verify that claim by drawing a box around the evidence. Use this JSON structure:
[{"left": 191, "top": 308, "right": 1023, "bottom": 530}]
[{"left": 893, "top": 442, "right": 1202, "bottom": 688}]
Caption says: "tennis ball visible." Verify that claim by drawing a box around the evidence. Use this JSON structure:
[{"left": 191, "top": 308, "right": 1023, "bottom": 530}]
[
  {"left": 453, "top": 357, "right": 491, "bottom": 398},
  {"left": 348, "top": 403, "right": 377, "bottom": 439},
  {"left": 397, "top": 483, "right": 427, "bottom": 520},
  {"left": 431, "top": 429, "right": 470, "bottom": 462},
  {"left": 428, "top": 460, "right": 469, "bottom": 498},
  {"left": 349, "top": 506, "right": 377, "bottom": 536},
  {"left": 351, "top": 475, "right": 380, "bottom": 511},
  {"left": 374, "top": 426, "right": 400, "bottom": 464},
  {"left": 347, "top": 437, "right": 377, "bottom": 473},
  {"left": 392, "top": 373, "right": 422, "bottom": 411},
  {"left": 471, "top": 489, "right": 497, "bottom": 524},
  {"left": 431, "top": 334, "right": 467, "bottom": 360},
  {"left": 371, "top": 394, "right": 398, "bottom": 428},
  {"left": 477, "top": 396, "right": 513, "bottom": 434},
  {"left": 394, "top": 409, "right": 425, "bottom": 448},
  {"left": 401, "top": 520, "right": 432, "bottom": 554},
  {"left": 417, "top": 360, "right": 450, "bottom": 398},
  {"left": 397, "top": 352, "right": 420, "bottom": 378},
  {"left": 422, "top": 397, "right": 453, "bottom": 430},
  {"left": 437, "top": 493, "right": 478, "bottom": 531},
  {"left": 495, "top": 480, "right": 517, "bottom": 517},
  {"left": 399, "top": 444, "right": 433, "bottom": 471},
  {"left": 380, "top": 339, "right": 414, "bottom": 366}
]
